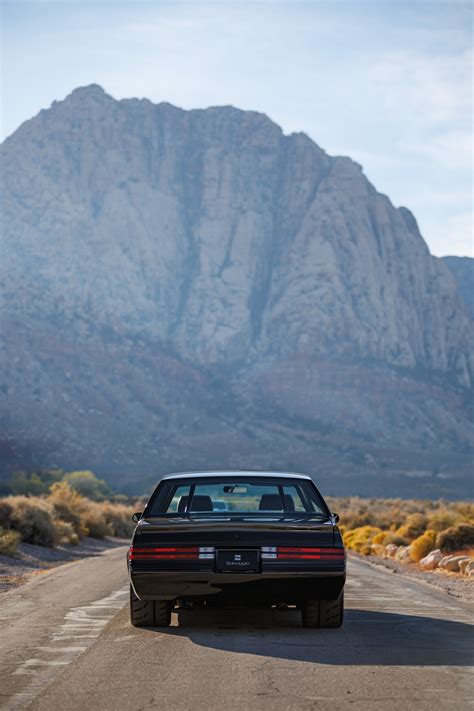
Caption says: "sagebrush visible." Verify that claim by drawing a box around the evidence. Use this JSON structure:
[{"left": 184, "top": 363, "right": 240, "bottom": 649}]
[
  {"left": 327, "top": 496, "right": 474, "bottom": 557},
  {"left": 0, "top": 484, "right": 135, "bottom": 549}
]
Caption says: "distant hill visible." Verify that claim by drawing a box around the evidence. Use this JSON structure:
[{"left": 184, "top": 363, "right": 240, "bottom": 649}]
[
  {"left": 1, "top": 85, "right": 473, "bottom": 497},
  {"left": 442, "top": 256, "right": 473, "bottom": 321}
]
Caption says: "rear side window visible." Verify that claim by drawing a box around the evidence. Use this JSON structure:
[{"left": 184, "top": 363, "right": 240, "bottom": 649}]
[
  {"left": 166, "top": 485, "right": 191, "bottom": 513},
  {"left": 283, "top": 485, "right": 306, "bottom": 512},
  {"left": 146, "top": 478, "right": 328, "bottom": 517}
]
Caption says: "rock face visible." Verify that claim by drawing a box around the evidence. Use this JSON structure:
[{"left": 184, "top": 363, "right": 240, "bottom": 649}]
[
  {"left": 1, "top": 85, "right": 473, "bottom": 495},
  {"left": 442, "top": 257, "right": 474, "bottom": 321}
]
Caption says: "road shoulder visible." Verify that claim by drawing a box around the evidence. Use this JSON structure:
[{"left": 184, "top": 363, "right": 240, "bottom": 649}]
[
  {"left": 349, "top": 552, "right": 473, "bottom": 603},
  {"left": 0, "top": 537, "right": 128, "bottom": 593}
]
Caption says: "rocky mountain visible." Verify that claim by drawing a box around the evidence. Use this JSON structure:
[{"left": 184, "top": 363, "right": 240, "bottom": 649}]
[
  {"left": 442, "top": 257, "right": 473, "bottom": 321},
  {"left": 1, "top": 85, "right": 473, "bottom": 497}
]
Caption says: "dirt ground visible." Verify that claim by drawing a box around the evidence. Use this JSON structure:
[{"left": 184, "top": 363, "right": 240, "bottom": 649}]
[
  {"left": 352, "top": 552, "right": 473, "bottom": 603},
  {"left": 0, "top": 537, "right": 128, "bottom": 592}
]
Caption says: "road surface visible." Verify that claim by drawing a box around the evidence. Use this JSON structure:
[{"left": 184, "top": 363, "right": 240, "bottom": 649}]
[{"left": 1, "top": 546, "right": 472, "bottom": 710}]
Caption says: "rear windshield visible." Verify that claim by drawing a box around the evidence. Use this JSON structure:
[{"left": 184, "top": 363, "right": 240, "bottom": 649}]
[{"left": 145, "top": 477, "right": 329, "bottom": 517}]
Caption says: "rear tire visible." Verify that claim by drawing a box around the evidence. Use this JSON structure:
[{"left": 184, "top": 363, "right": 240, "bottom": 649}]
[
  {"left": 301, "top": 599, "right": 319, "bottom": 628},
  {"left": 130, "top": 585, "right": 172, "bottom": 627},
  {"left": 301, "top": 592, "right": 344, "bottom": 628}
]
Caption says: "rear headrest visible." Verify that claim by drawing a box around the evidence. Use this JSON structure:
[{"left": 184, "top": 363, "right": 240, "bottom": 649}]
[
  {"left": 178, "top": 495, "right": 214, "bottom": 512},
  {"left": 258, "top": 494, "right": 295, "bottom": 511}
]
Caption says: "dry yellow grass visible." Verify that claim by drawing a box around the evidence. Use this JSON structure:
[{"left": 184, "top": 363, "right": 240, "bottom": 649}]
[
  {"left": 0, "top": 484, "right": 135, "bottom": 550},
  {"left": 329, "top": 496, "right": 474, "bottom": 556}
]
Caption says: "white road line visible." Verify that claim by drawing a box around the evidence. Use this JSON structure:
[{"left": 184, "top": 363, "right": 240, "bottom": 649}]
[
  {"left": 36, "top": 647, "right": 88, "bottom": 653},
  {"left": 4, "top": 585, "right": 128, "bottom": 710}
]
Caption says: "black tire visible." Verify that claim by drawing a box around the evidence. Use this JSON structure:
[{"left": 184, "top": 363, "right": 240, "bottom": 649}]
[
  {"left": 319, "top": 592, "right": 344, "bottom": 628},
  {"left": 130, "top": 585, "right": 172, "bottom": 627},
  {"left": 301, "top": 592, "right": 344, "bottom": 628}
]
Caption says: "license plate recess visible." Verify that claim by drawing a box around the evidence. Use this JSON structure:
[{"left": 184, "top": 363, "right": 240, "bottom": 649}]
[{"left": 216, "top": 549, "right": 260, "bottom": 573}]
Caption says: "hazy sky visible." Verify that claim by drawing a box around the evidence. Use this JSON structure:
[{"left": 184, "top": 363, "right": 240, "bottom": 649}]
[{"left": 1, "top": 0, "right": 472, "bottom": 256}]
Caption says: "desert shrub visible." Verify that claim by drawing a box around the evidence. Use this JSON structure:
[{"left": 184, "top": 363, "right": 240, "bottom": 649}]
[
  {"left": 100, "top": 503, "right": 134, "bottom": 538},
  {"left": 48, "top": 484, "right": 133, "bottom": 540},
  {"left": 381, "top": 532, "right": 409, "bottom": 546},
  {"left": 48, "top": 482, "right": 88, "bottom": 538},
  {"left": 0, "top": 527, "right": 21, "bottom": 556},
  {"left": 54, "top": 519, "right": 79, "bottom": 545},
  {"left": 409, "top": 530, "right": 437, "bottom": 562},
  {"left": 371, "top": 530, "right": 408, "bottom": 546},
  {"left": 8, "top": 468, "right": 64, "bottom": 496},
  {"left": 427, "top": 509, "right": 462, "bottom": 533},
  {"left": 453, "top": 502, "right": 474, "bottom": 521},
  {"left": 396, "top": 513, "right": 428, "bottom": 541},
  {"left": 62, "top": 471, "right": 111, "bottom": 500},
  {"left": 80, "top": 502, "right": 112, "bottom": 539},
  {"left": 343, "top": 526, "right": 383, "bottom": 554},
  {"left": 318, "top": 497, "right": 474, "bottom": 558},
  {"left": 329, "top": 496, "right": 435, "bottom": 533},
  {"left": 7, "top": 496, "right": 58, "bottom": 547},
  {"left": 0, "top": 500, "right": 13, "bottom": 529},
  {"left": 437, "top": 523, "right": 474, "bottom": 553}
]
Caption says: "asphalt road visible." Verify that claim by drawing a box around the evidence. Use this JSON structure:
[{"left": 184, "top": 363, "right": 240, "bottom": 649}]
[{"left": 1, "top": 546, "right": 472, "bottom": 710}]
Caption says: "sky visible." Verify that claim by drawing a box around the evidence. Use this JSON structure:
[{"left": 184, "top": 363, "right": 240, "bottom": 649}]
[{"left": 1, "top": 0, "right": 472, "bottom": 257}]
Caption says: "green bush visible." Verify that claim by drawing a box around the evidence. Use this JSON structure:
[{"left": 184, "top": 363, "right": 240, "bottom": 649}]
[
  {"left": 62, "top": 471, "right": 111, "bottom": 500},
  {"left": 0, "top": 527, "right": 21, "bottom": 556},
  {"left": 437, "top": 523, "right": 474, "bottom": 553},
  {"left": 8, "top": 469, "right": 63, "bottom": 496}
]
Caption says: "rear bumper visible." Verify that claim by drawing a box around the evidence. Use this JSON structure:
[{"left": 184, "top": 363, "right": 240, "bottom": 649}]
[{"left": 130, "top": 568, "right": 345, "bottom": 603}]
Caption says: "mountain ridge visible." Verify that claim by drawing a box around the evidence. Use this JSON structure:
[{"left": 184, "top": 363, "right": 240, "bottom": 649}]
[
  {"left": 441, "top": 256, "right": 473, "bottom": 322},
  {"left": 1, "top": 85, "right": 472, "bottom": 496}
]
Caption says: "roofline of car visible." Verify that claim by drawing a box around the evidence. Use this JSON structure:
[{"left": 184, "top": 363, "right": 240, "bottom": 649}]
[{"left": 160, "top": 471, "right": 312, "bottom": 481}]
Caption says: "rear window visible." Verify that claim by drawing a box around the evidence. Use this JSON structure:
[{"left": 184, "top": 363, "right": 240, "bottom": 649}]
[{"left": 146, "top": 477, "right": 328, "bottom": 517}]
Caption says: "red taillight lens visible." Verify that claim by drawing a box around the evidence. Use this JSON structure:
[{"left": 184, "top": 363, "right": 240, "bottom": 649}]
[
  {"left": 129, "top": 546, "right": 199, "bottom": 560},
  {"left": 276, "top": 547, "right": 345, "bottom": 560},
  {"left": 129, "top": 546, "right": 215, "bottom": 561}
]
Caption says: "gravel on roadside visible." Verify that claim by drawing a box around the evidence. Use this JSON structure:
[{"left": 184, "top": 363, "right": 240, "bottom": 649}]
[
  {"left": 0, "top": 537, "right": 129, "bottom": 592},
  {"left": 350, "top": 552, "right": 473, "bottom": 603}
]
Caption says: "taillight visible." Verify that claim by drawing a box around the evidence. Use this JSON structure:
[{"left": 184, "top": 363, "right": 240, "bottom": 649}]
[
  {"left": 129, "top": 546, "right": 215, "bottom": 560},
  {"left": 261, "top": 546, "right": 345, "bottom": 560}
]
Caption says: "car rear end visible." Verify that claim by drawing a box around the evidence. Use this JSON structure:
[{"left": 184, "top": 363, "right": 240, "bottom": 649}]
[{"left": 128, "top": 472, "right": 345, "bottom": 628}]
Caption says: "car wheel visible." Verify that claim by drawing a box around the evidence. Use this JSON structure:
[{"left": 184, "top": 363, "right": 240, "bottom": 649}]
[
  {"left": 301, "top": 599, "right": 319, "bottom": 628},
  {"left": 154, "top": 600, "right": 172, "bottom": 627},
  {"left": 301, "top": 592, "right": 344, "bottom": 628},
  {"left": 319, "top": 592, "right": 344, "bottom": 628},
  {"left": 130, "top": 585, "right": 172, "bottom": 627}
]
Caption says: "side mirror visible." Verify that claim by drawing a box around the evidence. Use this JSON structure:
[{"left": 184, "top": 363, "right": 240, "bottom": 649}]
[
  {"left": 331, "top": 512, "right": 340, "bottom": 524},
  {"left": 132, "top": 511, "right": 142, "bottom": 523}
]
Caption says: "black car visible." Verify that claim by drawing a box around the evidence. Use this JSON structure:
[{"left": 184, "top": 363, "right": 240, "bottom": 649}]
[{"left": 128, "top": 471, "right": 345, "bottom": 628}]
